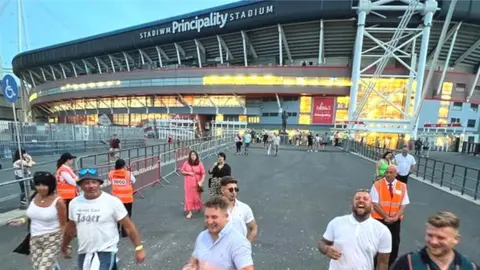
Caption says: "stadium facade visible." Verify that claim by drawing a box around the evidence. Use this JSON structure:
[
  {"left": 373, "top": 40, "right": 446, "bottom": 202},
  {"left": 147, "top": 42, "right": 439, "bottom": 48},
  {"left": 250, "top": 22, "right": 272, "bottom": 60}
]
[{"left": 10, "top": 0, "right": 480, "bottom": 147}]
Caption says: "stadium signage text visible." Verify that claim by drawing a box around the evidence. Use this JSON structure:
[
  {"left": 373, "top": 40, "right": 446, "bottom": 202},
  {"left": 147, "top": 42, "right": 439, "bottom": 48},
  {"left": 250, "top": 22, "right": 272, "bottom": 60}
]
[{"left": 139, "top": 5, "right": 274, "bottom": 40}]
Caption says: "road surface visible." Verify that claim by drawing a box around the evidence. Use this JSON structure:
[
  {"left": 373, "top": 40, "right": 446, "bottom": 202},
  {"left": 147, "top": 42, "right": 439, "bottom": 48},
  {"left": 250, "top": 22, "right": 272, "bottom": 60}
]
[{"left": 0, "top": 145, "right": 478, "bottom": 269}]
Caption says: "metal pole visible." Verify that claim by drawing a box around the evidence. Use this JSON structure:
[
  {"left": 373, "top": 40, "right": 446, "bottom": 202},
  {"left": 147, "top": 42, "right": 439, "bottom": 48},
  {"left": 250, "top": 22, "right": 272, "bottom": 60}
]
[
  {"left": 436, "top": 22, "right": 462, "bottom": 96},
  {"left": 348, "top": 10, "right": 367, "bottom": 123},
  {"left": 13, "top": 103, "right": 29, "bottom": 202}
]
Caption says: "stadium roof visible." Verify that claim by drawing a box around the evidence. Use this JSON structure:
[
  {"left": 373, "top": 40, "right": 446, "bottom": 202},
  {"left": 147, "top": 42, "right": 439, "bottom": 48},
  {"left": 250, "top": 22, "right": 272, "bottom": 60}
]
[{"left": 12, "top": 0, "right": 480, "bottom": 74}]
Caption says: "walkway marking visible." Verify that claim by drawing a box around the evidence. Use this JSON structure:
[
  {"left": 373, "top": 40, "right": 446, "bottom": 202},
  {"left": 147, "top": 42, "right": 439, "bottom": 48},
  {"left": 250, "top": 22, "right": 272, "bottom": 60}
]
[{"left": 350, "top": 152, "right": 480, "bottom": 206}]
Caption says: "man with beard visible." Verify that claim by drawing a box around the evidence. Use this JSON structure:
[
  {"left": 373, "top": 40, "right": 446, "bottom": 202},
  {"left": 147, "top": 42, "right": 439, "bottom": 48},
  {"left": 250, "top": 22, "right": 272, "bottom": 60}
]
[
  {"left": 220, "top": 176, "right": 258, "bottom": 242},
  {"left": 370, "top": 164, "right": 410, "bottom": 267},
  {"left": 318, "top": 189, "right": 392, "bottom": 270},
  {"left": 391, "top": 211, "right": 479, "bottom": 269},
  {"left": 185, "top": 196, "right": 254, "bottom": 270}
]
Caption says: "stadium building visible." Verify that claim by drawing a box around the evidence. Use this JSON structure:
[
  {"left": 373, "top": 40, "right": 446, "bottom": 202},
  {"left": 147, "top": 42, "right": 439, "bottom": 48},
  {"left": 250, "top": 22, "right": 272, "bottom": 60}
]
[{"left": 11, "top": 0, "right": 480, "bottom": 148}]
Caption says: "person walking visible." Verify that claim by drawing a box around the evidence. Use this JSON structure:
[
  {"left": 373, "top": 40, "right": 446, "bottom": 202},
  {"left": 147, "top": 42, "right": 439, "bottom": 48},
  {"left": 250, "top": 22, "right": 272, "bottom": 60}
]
[
  {"left": 235, "top": 133, "right": 243, "bottom": 155},
  {"left": 9, "top": 171, "right": 67, "bottom": 270},
  {"left": 370, "top": 164, "right": 410, "bottom": 267},
  {"left": 108, "top": 159, "right": 136, "bottom": 237},
  {"left": 318, "top": 189, "right": 391, "bottom": 270},
  {"left": 220, "top": 176, "right": 258, "bottom": 242},
  {"left": 394, "top": 147, "right": 416, "bottom": 185},
  {"left": 184, "top": 196, "right": 254, "bottom": 270},
  {"left": 243, "top": 130, "right": 252, "bottom": 155},
  {"left": 61, "top": 169, "right": 145, "bottom": 269},
  {"left": 272, "top": 132, "right": 280, "bottom": 156},
  {"left": 376, "top": 151, "right": 395, "bottom": 181},
  {"left": 56, "top": 153, "right": 78, "bottom": 217},
  {"left": 12, "top": 149, "right": 35, "bottom": 205},
  {"left": 180, "top": 150, "right": 206, "bottom": 219},
  {"left": 266, "top": 131, "right": 274, "bottom": 156},
  {"left": 391, "top": 211, "right": 479, "bottom": 269},
  {"left": 207, "top": 152, "right": 231, "bottom": 198}
]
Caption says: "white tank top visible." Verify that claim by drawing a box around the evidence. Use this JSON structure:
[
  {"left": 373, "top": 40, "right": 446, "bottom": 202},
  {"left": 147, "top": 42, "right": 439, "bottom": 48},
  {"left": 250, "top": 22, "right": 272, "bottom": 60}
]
[{"left": 26, "top": 197, "right": 61, "bottom": 237}]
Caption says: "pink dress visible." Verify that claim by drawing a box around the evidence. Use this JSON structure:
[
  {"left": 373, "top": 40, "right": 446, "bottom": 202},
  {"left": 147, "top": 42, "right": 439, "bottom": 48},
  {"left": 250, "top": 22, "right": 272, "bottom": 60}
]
[{"left": 182, "top": 161, "right": 205, "bottom": 211}]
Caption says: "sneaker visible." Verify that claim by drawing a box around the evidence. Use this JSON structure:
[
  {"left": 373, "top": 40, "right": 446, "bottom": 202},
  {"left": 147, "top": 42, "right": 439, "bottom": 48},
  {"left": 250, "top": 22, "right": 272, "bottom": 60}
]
[{"left": 20, "top": 199, "right": 27, "bottom": 205}]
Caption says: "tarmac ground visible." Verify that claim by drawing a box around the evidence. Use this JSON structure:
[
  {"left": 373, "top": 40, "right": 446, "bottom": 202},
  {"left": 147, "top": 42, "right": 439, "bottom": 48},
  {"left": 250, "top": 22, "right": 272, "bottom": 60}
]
[{"left": 0, "top": 144, "right": 478, "bottom": 269}]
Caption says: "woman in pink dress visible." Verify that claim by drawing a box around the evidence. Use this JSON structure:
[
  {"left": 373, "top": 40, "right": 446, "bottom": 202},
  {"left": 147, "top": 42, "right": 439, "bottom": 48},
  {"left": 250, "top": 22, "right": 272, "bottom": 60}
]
[{"left": 181, "top": 150, "right": 205, "bottom": 219}]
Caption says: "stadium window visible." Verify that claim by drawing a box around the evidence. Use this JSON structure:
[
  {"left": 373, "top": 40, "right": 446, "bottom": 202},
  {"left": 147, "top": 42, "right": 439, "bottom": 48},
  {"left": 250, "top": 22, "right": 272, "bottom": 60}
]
[
  {"left": 239, "top": 115, "right": 247, "bottom": 122},
  {"left": 450, "top": 118, "right": 460, "bottom": 123},
  {"left": 262, "top": 113, "right": 269, "bottom": 117},
  {"left": 269, "top": 112, "right": 279, "bottom": 117},
  {"left": 452, "top": 102, "right": 463, "bottom": 111},
  {"left": 298, "top": 113, "right": 311, "bottom": 125},
  {"left": 467, "top": 119, "right": 476, "bottom": 128},
  {"left": 287, "top": 112, "right": 297, "bottom": 117},
  {"left": 248, "top": 116, "right": 259, "bottom": 123},
  {"left": 299, "top": 97, "right": 312, "bottom": 114},
  {"left": 470, "top": 104, "right": 478, "bottom": 112},
  {"left": 455, "top": 83, "right": 466, "bottom": 93}
]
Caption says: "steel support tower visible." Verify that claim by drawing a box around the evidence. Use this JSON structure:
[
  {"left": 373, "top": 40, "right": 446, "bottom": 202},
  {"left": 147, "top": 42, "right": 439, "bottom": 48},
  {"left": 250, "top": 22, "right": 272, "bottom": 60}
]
[{"left": 347, "top": 0, "right": 438, "bottom": 135}]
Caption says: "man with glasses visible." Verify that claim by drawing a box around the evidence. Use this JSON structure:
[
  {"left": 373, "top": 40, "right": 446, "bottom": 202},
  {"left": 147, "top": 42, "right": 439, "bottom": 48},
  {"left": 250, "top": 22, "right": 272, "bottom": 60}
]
[
  {"left": 370, "top": 164, "right": 410, "bottom": 268},
  {"left": 220, "top": 176, "right": 258, "bottom": 242},
  {"left": 318, "top": 189, "right": 391, "bottom": 270},
  {"left": 61, "top": 168, "right": 145, "bottom": 269}
]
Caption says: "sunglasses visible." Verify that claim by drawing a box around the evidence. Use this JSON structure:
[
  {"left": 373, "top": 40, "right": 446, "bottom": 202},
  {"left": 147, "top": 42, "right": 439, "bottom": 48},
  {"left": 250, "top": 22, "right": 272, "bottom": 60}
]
[
  {"left": 228, "top": 187, "right": 239, "bottom": 193},
  {"left": 33, "top": 171, "right": 53, "bottom": 178},
  {"left": 356, "top": 188, "right": 370, "bottom": 192},
  {"left": 78, "top": 168, "right": 97, "bottom": 176}
]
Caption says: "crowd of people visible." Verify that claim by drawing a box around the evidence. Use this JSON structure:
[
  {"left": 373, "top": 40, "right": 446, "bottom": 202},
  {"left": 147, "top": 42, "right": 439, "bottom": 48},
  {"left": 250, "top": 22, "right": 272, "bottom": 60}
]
[{"left": 5, "top": 132, "right": 479, "bottom": 270}]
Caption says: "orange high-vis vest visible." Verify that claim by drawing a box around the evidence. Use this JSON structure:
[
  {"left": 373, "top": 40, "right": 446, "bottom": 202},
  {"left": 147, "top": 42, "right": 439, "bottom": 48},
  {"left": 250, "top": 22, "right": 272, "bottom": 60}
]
[
  {"left": 371, "top": 179, "right": 407, "bottom": 220},
  {"left": 109, "top": 169, "right": 134, "bottom": 203},
  {"left": 56, "top": 165, "right": 77, "bottom": 199}
]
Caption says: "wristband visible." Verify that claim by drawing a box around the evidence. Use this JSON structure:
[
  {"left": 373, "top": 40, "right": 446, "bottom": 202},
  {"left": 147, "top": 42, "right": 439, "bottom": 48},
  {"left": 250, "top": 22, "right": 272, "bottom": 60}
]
[{"left": 135, "top": 245, "right": 144, "bottom": 251}]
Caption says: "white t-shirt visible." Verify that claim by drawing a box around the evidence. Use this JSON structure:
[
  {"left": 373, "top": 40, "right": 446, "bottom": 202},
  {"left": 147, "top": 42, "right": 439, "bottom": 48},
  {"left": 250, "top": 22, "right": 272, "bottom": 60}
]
[
  {"left": 228, "top": 199, "right": 255, "bottom": 237},
  {"left": 323, "top": 214, "right": 392, "bottom": 270},
  {"left": 273, "top": 136, "right": 281, "bottom": 146},
  {"left": 69, "top": 192, "right": 128, "bottom": 254},
  {"left": 394, "top": 153, "right": 416, "bottom": 176}
]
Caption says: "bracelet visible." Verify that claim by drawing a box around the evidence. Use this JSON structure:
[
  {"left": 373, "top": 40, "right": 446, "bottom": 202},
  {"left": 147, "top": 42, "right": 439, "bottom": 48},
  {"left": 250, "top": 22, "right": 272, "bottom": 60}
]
[{"left": 135, "top": 245, "right": 144, "bottom": 251}]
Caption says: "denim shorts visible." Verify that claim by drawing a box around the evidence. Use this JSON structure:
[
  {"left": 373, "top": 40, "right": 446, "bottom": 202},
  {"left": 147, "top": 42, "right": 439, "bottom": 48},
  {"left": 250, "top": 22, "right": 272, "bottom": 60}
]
[{"left": 78, "top": 252, "right": 118, "bottom": 270}]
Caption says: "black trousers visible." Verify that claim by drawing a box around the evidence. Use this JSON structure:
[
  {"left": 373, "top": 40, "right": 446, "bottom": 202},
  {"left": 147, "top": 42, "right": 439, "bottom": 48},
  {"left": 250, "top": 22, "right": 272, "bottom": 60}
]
[
  {"left": 374, "top": 219, "right": 402, "bottom": 267},
  {"left": 235, "top": 142, "right": 242, "bottom": 153},
  {"left": 396, "top": 174, "right": 409, "bottom": 185},
  {"left": 118, "top": 202, "right": 133, "bottom": 238}
]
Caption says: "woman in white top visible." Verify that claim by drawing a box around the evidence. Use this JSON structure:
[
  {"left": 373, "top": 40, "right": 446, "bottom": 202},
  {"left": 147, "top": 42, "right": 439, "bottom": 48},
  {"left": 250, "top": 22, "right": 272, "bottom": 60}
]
[
  {"left": 13, "top": 149, "right": 35, "bottom": 205},
  {"left": 9, "top": 171, "right": 67, "bottom": 270}
]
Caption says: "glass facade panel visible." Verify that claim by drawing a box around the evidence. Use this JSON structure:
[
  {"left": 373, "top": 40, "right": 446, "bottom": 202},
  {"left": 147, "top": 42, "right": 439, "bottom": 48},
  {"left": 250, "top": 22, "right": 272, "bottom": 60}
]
[
  {"left": 129, "top": 97, "right": 146, "bottom": 108},
  {"left": 298, "top": 114, "right": 311, "bottom": 125},
  {"left": 299, "top": 97, "right": 312, "bottom": 113},
  {"left": 112, "top": 97, "right": 128, "bottom": 108}
]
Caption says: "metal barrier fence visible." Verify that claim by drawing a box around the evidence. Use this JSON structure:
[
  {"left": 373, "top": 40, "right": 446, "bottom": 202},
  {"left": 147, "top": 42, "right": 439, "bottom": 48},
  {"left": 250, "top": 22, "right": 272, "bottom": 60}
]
[
  {"left": 462, "top": 141, "right": 480, "bottom": 155},
  {"left": 0, "top": 121, "right": 144, "bottom": 142},
  {"left": 0, "top": 135, "right": 234, "bottom": 215},
  {"left": 346, "top": 140, "right": 480, "bottom": 201},
  {"left": 0, "top": 139, "right": 146, "bottom": 161}
]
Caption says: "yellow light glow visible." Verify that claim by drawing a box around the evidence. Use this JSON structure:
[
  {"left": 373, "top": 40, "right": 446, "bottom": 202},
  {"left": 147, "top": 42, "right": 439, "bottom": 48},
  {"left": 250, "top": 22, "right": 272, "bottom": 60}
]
[
  {"left": 202, "top": 75, "right": 352, "bottom": 87},
  {"left": 298, "top": 114, "right": 311, "bottom": 125},
  {"left": 299, "top": 96, "right": 312, "bottom": 113},
  {"left": 29, "top": 93, "right": 38, "bottom": 102}
]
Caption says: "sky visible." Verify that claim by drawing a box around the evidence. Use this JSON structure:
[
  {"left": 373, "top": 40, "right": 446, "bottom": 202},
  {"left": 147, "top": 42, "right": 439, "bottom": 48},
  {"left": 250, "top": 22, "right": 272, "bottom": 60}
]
[{"left": 0, "top": 0, "right": 237, "bottom": 71}]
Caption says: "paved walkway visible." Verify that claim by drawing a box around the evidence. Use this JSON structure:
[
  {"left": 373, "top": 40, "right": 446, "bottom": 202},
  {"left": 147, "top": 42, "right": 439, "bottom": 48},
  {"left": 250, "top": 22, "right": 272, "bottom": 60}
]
[{"left": 0, "top": 145, "right": 478, "bottom": 269}]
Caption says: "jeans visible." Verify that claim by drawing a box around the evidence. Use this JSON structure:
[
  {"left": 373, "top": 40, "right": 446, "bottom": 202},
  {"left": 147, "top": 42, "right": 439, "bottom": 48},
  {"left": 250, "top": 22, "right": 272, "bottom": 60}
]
[
  {"left": 78, "top": 252, "right": 118, "bottom": 270},
  {"left": 17, "top": 176, "right": 33, "bottom": 202}
]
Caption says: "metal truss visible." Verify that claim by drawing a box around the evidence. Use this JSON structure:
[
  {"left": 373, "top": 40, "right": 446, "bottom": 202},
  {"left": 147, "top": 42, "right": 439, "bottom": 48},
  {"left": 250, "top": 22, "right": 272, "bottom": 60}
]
[{"left": 348, "top": 0, "right": 440, "bottom": 135}]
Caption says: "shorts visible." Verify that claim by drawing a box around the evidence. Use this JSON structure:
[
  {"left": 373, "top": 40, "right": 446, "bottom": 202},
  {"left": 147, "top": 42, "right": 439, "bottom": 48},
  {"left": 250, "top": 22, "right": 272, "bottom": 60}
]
[
  {"left": 308, "top": 141, "right": 313, "bottom": 146},
  {"left": 78, "top": 252, "right": 118, "bottom": 270}
]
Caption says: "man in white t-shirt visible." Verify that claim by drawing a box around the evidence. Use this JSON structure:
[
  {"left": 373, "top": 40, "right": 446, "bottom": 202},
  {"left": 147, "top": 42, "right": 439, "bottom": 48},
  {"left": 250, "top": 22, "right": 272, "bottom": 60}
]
[
  {"left": 220, "top": 176, "right": 258, "bottom": 242},
  {"left": 394, "top": 147, "right": 416, "bottom": 184},
  {"left": 318, "top": 189, "right": 392, "bottom": 270},
  {"left": 61, "top": 169, "right": 146, "bottom": 269}
]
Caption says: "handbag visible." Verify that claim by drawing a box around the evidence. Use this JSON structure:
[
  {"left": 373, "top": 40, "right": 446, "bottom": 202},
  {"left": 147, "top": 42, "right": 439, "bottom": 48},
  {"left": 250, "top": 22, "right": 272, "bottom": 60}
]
[
  {"left": 190, "top": 165, "right": 204, "bottom": 193},
  {"left": 13, "top": 233, "right": 30, "bottom": 255}
]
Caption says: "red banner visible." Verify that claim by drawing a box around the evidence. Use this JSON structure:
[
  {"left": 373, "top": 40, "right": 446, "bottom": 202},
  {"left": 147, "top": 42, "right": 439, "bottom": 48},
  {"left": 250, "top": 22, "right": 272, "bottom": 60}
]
[{"left": 312, "top": 97, "right": 335, "bottom": 124}]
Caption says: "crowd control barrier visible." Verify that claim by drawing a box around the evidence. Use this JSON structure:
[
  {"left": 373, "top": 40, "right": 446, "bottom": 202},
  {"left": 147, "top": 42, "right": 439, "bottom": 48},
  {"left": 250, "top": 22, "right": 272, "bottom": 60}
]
[
  {"left": 160, "top": 136, "right": 233, "bottom": 181},
  {"left": 130, "top": 156, "right": 161, "bottom": 198},
  {"left": 345, "top": 140, "right": 480, "bottom": 201}
]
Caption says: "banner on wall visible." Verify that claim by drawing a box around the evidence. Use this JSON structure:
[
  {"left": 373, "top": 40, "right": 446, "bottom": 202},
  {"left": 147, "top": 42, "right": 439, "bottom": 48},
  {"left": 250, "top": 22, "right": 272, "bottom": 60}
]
[{"left": 311, "top": 97, "right": 335, "bottom": 124}]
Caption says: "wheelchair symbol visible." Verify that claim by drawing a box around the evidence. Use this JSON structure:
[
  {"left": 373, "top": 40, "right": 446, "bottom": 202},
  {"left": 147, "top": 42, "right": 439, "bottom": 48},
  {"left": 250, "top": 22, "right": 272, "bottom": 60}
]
[{"left": 4, "top": 79, "right": 16, "bottom": 99}]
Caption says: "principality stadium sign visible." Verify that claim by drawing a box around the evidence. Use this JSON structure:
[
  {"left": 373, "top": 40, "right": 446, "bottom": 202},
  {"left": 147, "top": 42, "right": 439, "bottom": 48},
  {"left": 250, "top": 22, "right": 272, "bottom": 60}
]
[{"left": 139, "top": 4, "right": 274, "bottom": 40}]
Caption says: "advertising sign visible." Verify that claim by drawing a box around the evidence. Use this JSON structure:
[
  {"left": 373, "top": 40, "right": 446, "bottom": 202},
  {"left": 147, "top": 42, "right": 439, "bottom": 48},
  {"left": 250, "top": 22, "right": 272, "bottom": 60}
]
[
  {"left": 139, "top": 4, "right": 274, "bottom": 39},
  {"left": 311, "top": 97, "right": 335, "bottom": 125}
]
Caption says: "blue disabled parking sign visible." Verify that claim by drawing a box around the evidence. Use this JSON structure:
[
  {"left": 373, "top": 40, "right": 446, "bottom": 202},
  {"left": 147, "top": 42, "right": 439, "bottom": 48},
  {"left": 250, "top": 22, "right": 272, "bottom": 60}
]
[{"left": 1, "top": 74, "right": 19, "bottom": 104}]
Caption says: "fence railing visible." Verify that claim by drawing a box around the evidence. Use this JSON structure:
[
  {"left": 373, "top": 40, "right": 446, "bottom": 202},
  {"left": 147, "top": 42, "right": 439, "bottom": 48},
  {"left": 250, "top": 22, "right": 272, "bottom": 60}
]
[
  {"left": 345, "top": 140, "right": 480, "bottom": 201},
  {"left": 462, "top": 141, "right": 480, "bottom": 155},
  {"left": 0, "top": 135, "right": 234, "bottom": 219},
  {"left": 0, "top": 139, "right": 146, "bottom": 161},
  {"left": 0, "top": 121, "right": 144, "bottom": 142}
]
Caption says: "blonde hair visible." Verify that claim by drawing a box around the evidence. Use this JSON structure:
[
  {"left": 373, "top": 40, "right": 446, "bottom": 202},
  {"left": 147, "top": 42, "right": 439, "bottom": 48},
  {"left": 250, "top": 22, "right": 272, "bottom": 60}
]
[{"left": 427, "top": 211, "right": 460, "bottom": 230}]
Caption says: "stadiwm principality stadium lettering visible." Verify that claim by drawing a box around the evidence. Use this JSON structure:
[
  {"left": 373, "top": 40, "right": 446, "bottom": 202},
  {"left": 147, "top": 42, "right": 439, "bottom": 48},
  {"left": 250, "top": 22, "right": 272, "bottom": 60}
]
[{"left": 139, "top": 5, "right": 274, "bottom": 40}]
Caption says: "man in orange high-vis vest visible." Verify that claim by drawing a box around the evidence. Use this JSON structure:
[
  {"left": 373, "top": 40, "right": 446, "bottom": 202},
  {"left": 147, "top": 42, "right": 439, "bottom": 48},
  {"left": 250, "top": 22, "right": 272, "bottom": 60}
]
[
  {"left": 370, "top": 164, "right": 410, "bottom": 268},
  {"left": 108, "top": 159, "right": 136, "bottom": 238},
  {"left": 56, "top": 152, "right": 78, "bottom": 216}
]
